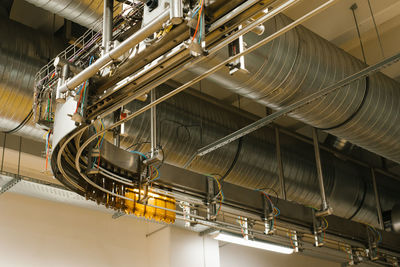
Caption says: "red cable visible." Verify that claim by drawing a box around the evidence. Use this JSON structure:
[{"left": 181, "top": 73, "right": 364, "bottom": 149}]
[
  {"left": 75, "top": 81, "right": 86, "bottom": 113},
  {"left": 191, "top": 0, "right": 204, "bottom": 42}
]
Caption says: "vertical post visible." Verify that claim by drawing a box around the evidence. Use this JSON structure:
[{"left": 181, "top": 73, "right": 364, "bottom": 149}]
[
  {"left": 102, "top": 0, "right": 113, "bottom": 54},
  {"left": 371, "top": 168, "right": 384, "bottom": 229},
  {"left": 367, "top": 0, "right": 385, "bottom": 58},
  {"left": 170, "top": 0, "right": 183, "bottom": 25},
  {"left": 113, "top": 109, "right": 121, "bottom": 147},
  {"left": 17, "top": 136, "right": 22, "bottom": 177},
  {"left": 312, "top": 128, "right": 329, "bottom": 211},
  {"left": 350, "top": 4, "right": 367, "bottom": 64},
  {"left": 206, "top": 176, "right": 216, "bottom": 220},
  {"left": 150, "top": 89, "right": 157, "bottom": 157},
  {"left": 1, "top": 133, "right": 6, "bottom": 172},
  {"left": 275, "top": 126, "right": 286, "bottom": 200}
]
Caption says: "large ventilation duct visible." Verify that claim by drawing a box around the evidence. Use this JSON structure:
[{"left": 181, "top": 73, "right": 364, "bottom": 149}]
[
  {"left": 117, "top": 86, "right": 400, "bottom": 227},
  {"left": 182, "top": 14, "right": 400, "bottom": 164},
  {"left": 23, "top": 0, "right": 103, "bottom": 30},
  {"left": 0, "top": 17, "right": 55, "bottom": 140}
]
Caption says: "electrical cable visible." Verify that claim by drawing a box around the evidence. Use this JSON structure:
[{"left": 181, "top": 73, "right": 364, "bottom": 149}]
[
  {"left": 1, "top": 109, "right": 33, "bottom": 134},
  {"left": 192, "top": 0, "right": 204, "bottom": 42},
  {"left": 220, "top": 137, "right": 242, "bottom": 181},
  {"left": 128, "top": 150, "right": 148, "bottom": 159},
  {"left": 205, "top": 174, "right": 224, "bottom": 216}
]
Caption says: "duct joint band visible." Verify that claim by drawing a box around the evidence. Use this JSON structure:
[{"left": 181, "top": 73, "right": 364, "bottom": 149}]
[{"left": 318, "top": 76, "right": 370, "bottom": 131}]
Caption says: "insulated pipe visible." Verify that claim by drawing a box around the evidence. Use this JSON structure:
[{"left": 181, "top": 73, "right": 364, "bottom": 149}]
[
  {"left": 183, "top": 14, "right": 400, "bottom": 164},
  {"left": 117, "top": 86, "right": 400, "bottom": 227},
  {"left": 0, "top": 17, "right": 58, "bottom": 140},
  {"left": 23, "top": 0, "right": 104, "bottom": 30}
]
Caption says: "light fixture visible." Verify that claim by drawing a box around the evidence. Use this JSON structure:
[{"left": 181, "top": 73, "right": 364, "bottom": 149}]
[{"left": 214, "top": 232, "right": 294, "bottom": 255}]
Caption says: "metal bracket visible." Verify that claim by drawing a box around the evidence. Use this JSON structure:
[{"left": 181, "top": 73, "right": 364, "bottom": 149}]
[
  {"left": 0, "top": 177, "right": 21, "bottom": 195},
  {"left": 262, "top": 194, "right": 275, "bottom": 235},
  {"left": 112, "top": 211, "right": 125, "bottom": 219},
  {"left": 312, "top": 209, "right": 325, "bottom": 247},
  {"left": 181, "top": 201, "right": 192, "bottom": 227},
  {"left": 366, "top": 225, "right": 379, "bottom": 261},
  {"left": 290, "top": 230, "right": 299, "bottom": 253},
  {"left": 312, "top": 128, "right": 333, "bottom": 216},
  {"left": 228, "top": 26, "right": 246, "bottom": 75},
  {"left": 206, "top": 176, "right": 217, "bottom": 220},
  {"left": 239, "top": 216, "right": 248, "bottom": 240}
]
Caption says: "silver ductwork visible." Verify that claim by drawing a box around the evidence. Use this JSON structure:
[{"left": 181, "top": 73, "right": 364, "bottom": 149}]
[
  {"left": 117, "top": 86, "right": 400, "bottom": 227},
  {"left": 2, "top": 3, "right": 399, "bottom": 228},
  {"left": 23, "top": 0, "right": 103, "bottom": 30},
  {"left": 182, "top": 14, "right": 400, "bottom": 164},
  {"left": 0, "top": 17, "right": 55, "bottom": 140}
]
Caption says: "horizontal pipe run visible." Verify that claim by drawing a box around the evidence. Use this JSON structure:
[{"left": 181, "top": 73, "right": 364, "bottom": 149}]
[
  {"left": 94, "top": 0, "right": 302, "bottom": 120},
  {"left": 59, "top": 10, "right": 170, "bottom": 93}
]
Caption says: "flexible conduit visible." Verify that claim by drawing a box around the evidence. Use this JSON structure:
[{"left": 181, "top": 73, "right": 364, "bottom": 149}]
[{"left": 184, "top": 14, "right": 400, "bottom": 164}]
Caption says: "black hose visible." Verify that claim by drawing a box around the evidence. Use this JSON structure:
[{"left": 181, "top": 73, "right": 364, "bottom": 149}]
[
  {"left": 319, "top": 76, "right": 370, "bottom": 131},
  {"left": 1, "top": 109, "right": 33, "bottom": 134}
]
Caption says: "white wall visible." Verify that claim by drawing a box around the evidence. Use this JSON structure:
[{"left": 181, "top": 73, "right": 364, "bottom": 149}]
[
  {"left": 0, "top": 193, "right": 219, "bottom": 267},
  {"left": 219, "top": 243, "right": 340, "bottom": 267},
  {"left": 0, "top": 193, "right": 342, "bottom": 267},
  {"left": 0, "top": 194, "right": 151, "bottom": 267}
]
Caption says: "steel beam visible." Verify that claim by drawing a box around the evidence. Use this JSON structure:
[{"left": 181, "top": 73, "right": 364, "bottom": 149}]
[
  {"left": 371, "top": 168, "right": 384, "bottom": 229},
  {"left": 0, "top": 177, "right": 21, "bottom": 195},
  {"left": 102, "top": 0, "right": 114, "bottom": 54},
  {"left": 275, "top": 126, "right": 286, "bottom": 200},
  {"left": 312, "top": 128, "right": 329, "bottom": 213}
]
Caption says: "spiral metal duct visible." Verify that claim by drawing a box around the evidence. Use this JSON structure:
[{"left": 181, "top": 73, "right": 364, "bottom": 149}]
[
  {"left": 183, "top": 14, "right": 400, "bottom": 164},
  {"left": 0, "top": 17, "right": 55, "bottom": 140},
  {"left": 23, "top": 0, "right": 103, "bottom": 30},
  {"left": 116, "top": 86, "right": 400, "bottom": 226}
]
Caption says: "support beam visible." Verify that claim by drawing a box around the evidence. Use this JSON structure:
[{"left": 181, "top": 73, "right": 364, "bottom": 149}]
[
  {"left": 102, "top": 0, "right": 114, "bottom": 54},
  {"left": 371, "top": 168, "right": 384, "bottom": 230},
  {"left": 0, "top": 177, "right": 21, "bottom": 195},
  {"left": 312, "top": 128, "right": 329, "bottom": 213},
  {"left": 275, "top": 126, "right": 286, "bottom": 200}
]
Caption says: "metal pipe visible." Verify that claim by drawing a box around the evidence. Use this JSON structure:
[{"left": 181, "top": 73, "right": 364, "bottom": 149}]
[
  {"left": 17, "top": 136, "right": 22, "bottom": 177},
  {"left": 102, "top": 0, "right": 113, "bottom": 54},
  {"left": 367, "top": 0, "right": 385, "bottom": 58},
  {"left": 59, "top": 9, "right": 170, "bottom": 93},
  {"left": 1, "top": 133, "right": 6, "bottom": 172},
  {"left": 208, "top": 0, "right": 260, "bottom": 32},
  {"left": 56, "top": 64, "right": 69, "bottom": 103},
  {"left": 275, "top": 126, "right": 286, "bottom": 200},
  {"left": 72, "top": 0, "right": 333, "bottom": 212},
  {"left": 170, "top": 0, "right": 183, "bottom": 25},
  {"left": 370, "top": 168, "right": 384, "bottom": 229},
  {"left": 150, "top": 89, "right": 157, "bottom": 156},
  {"left": 96, "top": 0, "right": 302, "bottom": 120},
  {"left": 350, "top": 3, "right": 367, "bottom": 64},
  {"left": 312, "top": 128, "right": 328, "bottom": 211}
]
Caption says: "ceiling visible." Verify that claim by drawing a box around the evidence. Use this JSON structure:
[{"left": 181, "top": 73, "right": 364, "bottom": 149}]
[{"left": 3, "top": 0, "right": 400, "bottom": 172}]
